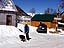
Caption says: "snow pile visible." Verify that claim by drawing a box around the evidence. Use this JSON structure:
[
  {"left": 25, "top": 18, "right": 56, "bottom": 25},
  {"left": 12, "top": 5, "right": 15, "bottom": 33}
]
[
  {"left": 0, "top": 25, "right": 26, "bottom": 48},
  {"left": 0, "top": 25, "right": 25, "bottom": 39},
  {"left": 47, "top": 28, "right": 64, "bottom": 35}
]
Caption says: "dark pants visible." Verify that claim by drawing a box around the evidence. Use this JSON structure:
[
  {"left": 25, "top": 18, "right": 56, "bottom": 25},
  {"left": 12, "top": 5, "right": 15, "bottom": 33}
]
[{"left": 26, "top": 32, "right": 29, "bottom": 40}]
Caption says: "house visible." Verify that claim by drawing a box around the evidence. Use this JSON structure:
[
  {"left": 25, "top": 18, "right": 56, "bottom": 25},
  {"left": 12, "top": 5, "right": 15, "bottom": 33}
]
[
  {"left": 15, "top": 5, "right": 32, "bottom": 25},
  {"left": 20, "top": 16, "right": 32, "bottom": 25},
  {"left": 0, "top": 0, "right": 17, "bottom": 26},
  {"left": 31, "top": 14, "right": 57, "bottom": 28}
]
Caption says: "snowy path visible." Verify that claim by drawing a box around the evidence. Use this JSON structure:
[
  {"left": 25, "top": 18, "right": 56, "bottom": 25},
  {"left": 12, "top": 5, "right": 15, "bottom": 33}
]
[
  {"left": 29, "top": 32, "right": 64, "bottom": 48},
  {"left": 17, "top": 23, "right": 64, "bottom": 48},
  {"left": 0, "top": 24, "right": 64, "bottom": 48}
]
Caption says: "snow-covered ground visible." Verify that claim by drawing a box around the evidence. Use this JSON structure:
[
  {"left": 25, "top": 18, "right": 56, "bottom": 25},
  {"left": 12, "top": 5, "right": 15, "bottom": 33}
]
[{"left": 0, "top": 23, "right": 64, "bottom": 48}]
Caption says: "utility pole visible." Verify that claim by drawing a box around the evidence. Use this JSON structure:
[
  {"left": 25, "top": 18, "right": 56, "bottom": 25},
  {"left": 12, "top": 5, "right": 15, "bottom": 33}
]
[
  {"left": 58, "top": 5, "right": 61, "bottom": 17},
  {"left": 55, "top": 4, "right": 61, "bottom": 32},
  {"left": 50, "top": 4, "right": 61, "bottom": 33}
]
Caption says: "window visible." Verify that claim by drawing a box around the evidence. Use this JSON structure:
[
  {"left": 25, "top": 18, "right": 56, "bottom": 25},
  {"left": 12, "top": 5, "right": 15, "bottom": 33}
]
[{"left": 28, "top": 20, "right": 30, "bottom": 22}]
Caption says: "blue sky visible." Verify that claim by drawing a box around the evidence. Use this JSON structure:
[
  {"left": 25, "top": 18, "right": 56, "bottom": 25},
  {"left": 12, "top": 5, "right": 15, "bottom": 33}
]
[{"left": 13, "top": 0, "right": 60, "bottom": 13}]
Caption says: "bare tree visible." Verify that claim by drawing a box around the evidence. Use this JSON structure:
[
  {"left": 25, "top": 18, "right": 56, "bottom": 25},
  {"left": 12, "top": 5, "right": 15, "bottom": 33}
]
[
  {"left": 44, "top": 8, "right": 57, "bottom": 14},
  {"left": 60, "top": 0, "right": 64, "bottom": 9},
  {"left": 29, "top": 8, "right": 36, "bottom": 15},
  {"left": 45, "top": 8, "right": 50, "bottom": 14}
]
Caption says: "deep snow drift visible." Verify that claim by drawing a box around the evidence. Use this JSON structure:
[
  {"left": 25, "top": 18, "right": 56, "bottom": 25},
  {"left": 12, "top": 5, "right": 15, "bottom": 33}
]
[{"left": 0, "top": 24, "right": 64, "bottom": 48}]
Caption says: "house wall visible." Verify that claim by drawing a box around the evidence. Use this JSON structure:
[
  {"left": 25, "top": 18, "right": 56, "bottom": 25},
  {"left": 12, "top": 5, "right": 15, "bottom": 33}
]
[
  {"left": 52, "top": 20, "right": 57, "bottom": 28},
  {"left": 0, "top": 13, "right": 16, "bottom": 26},
  {"left": 20, "top": 16, "right": 31, "bottom": 25},
  {"left": 31, "top": 21, "right": 39, "bottom": 27},
  {"left": 0, "top": 13, "right": 6, "bottom": 25},
  {"left": 31, "top": 21, "right": 56, "bottom": 28},
  {"left": 43, "top": 22, "right": 51, "bottom": 28}
]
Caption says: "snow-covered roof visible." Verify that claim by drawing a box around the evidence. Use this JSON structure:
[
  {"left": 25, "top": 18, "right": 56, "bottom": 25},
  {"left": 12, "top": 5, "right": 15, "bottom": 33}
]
[{"left": 0, "top": 0, "right": 17, "bottom": 12}]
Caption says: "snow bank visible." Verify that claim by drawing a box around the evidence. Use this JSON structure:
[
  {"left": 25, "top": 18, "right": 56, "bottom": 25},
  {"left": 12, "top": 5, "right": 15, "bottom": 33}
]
[
  {"left": 0, "top": 25, "right": 25, "bottom": 39},
  {"left": 0, "top": 25, "right": 26, "bottom": 48}
]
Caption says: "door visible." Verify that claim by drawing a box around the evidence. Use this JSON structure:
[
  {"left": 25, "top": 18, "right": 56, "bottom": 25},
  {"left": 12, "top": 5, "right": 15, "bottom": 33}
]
[{"left": 6, "top": 15, "right": 12, "bottom": 25}]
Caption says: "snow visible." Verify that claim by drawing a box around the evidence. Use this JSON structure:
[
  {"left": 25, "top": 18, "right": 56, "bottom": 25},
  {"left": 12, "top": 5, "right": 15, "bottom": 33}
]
[
  {"left": 0, "top": 25, "right": 25, "bottom": 48},
  {"left": 0, "top": 0, "right": 17, "bottom": 11},
  {"left": 27, "top": 13, "right": 35, "bottom": 17},
  {"left": 0, "top": 23, "right": 64, "bottom": 48},
  {"left": 58, "top": 22, "right": 64, "bottom": 25}
]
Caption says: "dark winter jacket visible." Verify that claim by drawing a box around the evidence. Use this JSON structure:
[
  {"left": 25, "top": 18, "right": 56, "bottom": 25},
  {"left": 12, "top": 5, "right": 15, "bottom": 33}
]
[{"left": 24, "top": 25, "right": 29, "bottom": 33}]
